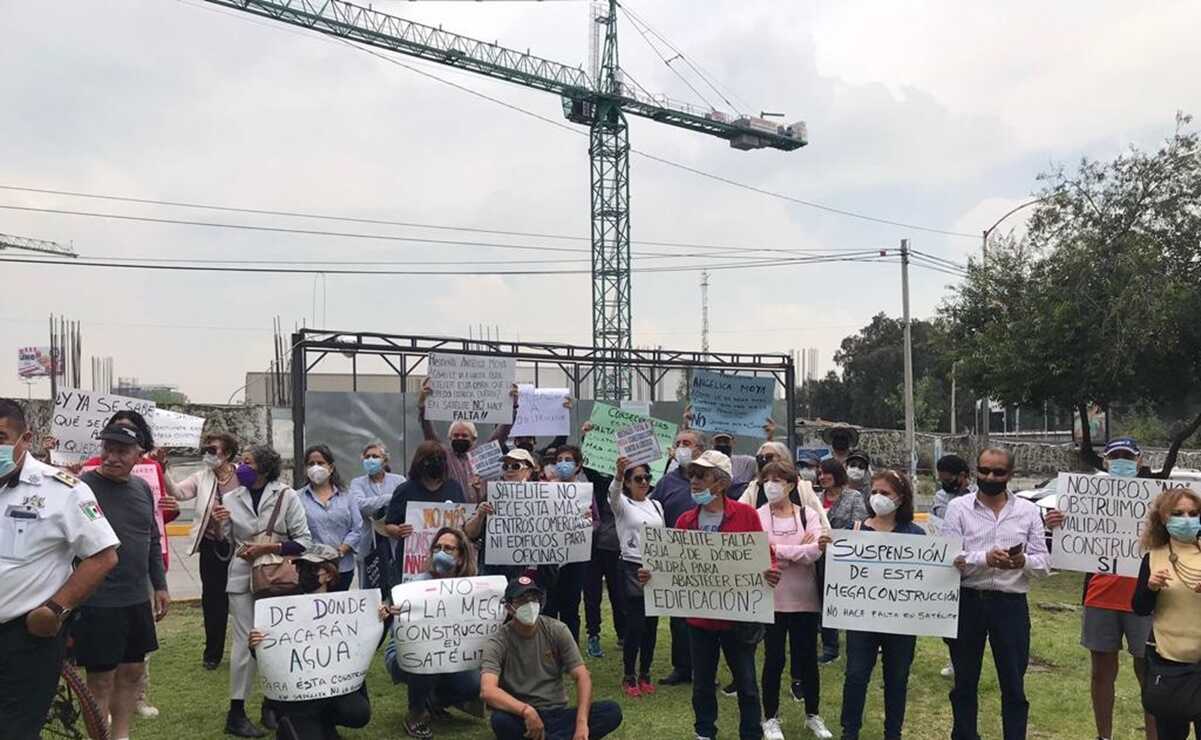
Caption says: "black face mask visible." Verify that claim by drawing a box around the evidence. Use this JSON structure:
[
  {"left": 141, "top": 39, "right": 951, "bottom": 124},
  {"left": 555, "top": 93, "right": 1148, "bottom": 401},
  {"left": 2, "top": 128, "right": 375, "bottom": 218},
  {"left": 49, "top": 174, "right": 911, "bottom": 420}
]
[
  {"left": 940, "top": 479, "right": 960, "bottom": 494},
  {"left": 715, "top": 443, "right": 733, "bottom": 457},
  {"left": 422, "top": 457, "right": 446, "bottom": 478},
  {"left": 977, "top": 478, "right": 1007, "bottom": 496},
  {"left": 450, "top": 439, "right": 471, "bottom": 455}
]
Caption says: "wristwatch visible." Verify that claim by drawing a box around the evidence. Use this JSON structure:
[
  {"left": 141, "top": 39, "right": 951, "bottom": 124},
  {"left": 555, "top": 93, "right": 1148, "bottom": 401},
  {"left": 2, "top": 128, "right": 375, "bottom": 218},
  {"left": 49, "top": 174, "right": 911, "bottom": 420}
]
[{"left": 43, "top": 599, "right": 72, "bottom": 622}]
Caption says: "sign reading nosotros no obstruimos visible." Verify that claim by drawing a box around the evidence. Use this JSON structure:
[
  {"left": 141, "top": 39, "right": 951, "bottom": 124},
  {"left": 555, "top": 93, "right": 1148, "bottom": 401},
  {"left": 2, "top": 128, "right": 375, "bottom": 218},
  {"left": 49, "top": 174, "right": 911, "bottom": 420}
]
[
  {"left": 641, "top": 525, "right": 774, "bottom": 624},
  {"left": 484, "top": 481, "right": 593, "bottom": 565},
  {"left": 822, "top": 530, "right": 962, "bottom": 639}
]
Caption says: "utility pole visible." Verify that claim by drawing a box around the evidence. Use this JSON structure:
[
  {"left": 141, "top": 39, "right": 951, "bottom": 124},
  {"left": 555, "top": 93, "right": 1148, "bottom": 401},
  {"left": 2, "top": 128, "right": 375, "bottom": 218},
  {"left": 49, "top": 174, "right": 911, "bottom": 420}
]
[
  {"left": 950, "top": 360, "right": 958, "bottom": 434},
  {"left": 900, "top": 239, "right": 916, "bottom": 478},
  {"left": 700, "top": 270, "right": 710, "bottom": 353}
]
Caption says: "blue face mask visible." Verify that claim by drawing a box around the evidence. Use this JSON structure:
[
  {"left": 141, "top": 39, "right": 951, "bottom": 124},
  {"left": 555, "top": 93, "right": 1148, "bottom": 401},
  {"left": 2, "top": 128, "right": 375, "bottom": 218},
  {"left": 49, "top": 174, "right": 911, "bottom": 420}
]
[
  {"left": 554, "top": 461, "right": 577, "bottom": 480},
  {"left": 0, "top": 444, "right": 16, "bottom": 479},
  {"left": 363, "top": 457, "right": 384, "bottom": 476},
  {"left": 691, "top": 489, "right": 715, "bottom": 506},
  {"left": 431, "top": 550, "right": 457, "bottom": 574},
  {"left": 1108, "top": 459, "right": 1138, "bottom": 478},
  {"left": 1166, "top": 515, "right": 1201, "bottom": 543}
]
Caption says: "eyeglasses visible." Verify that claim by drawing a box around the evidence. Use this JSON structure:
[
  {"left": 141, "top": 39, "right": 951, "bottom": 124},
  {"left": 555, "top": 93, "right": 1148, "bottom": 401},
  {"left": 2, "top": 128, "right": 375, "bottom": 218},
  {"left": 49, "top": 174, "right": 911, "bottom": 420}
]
[
  {"left": 630, "top": 475, "right": 651, "bottom": 484},
  {"left": 976, "top": 466, "right": 1010, "bottom": 477},
  {"left": 502, "top": 462, "right": 526, "bottom": 472},
  {"left": 202, "top": 446, "right": 219, "bottom": 456},
  {"left": 431, "top": 544, "right": 459, "bottom": 554},
  {"left": 686, "top": 467, "right": 712, "bottom": 480}
]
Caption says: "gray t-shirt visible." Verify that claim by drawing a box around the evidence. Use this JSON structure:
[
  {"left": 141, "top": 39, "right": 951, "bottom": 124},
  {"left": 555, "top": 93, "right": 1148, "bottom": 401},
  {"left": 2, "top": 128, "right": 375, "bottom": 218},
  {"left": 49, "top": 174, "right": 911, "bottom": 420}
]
[
  {"left": 479, "top": 617, "right": 584, "bottom": 710},
  {"left": 698, "top": 508, "right": 724, "bottom": 532},
  {"left": 81, "top": 471, "right": 166, "bottom": 607}
]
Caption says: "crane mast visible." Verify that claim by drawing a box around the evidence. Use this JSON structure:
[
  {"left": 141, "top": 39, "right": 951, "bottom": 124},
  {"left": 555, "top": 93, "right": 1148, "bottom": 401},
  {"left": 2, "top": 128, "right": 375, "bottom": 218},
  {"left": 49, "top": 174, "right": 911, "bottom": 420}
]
[{"left": 202, "top": 0, "right": 806, "bottom": 399}]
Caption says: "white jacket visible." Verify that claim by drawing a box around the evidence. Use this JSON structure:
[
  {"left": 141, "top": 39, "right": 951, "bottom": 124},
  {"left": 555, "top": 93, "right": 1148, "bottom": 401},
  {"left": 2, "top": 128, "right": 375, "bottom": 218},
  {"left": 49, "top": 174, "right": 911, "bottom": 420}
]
[
  {"left": 221, "top": 480, "right": 312, "bottom": 594},
  {"left": 738, "top": 479, "right": 831, "bottom": 532}
]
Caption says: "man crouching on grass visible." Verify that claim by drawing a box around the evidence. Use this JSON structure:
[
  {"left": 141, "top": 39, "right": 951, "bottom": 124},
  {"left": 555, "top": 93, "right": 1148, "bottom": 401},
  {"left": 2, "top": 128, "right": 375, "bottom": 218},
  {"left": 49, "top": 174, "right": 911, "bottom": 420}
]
[{"left": 480, "top": 575, "right": 623, "bottom": 740}]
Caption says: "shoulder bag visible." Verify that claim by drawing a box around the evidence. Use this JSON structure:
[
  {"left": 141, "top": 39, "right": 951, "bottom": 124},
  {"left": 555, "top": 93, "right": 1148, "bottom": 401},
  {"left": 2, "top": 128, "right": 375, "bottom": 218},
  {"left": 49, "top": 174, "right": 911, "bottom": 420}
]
[{"left": 250, "top": 489, "right": 300, "bottom": 598}]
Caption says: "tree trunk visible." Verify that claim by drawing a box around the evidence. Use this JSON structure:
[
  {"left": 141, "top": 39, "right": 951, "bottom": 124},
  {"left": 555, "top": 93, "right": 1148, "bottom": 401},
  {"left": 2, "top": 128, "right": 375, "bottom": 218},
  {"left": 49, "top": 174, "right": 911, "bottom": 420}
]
[
  {"left": 1076, "top": 401, "right": 1105, "bottom": 471},
  {"left": 1149, "top": 407, "right": 1201, "bottom": 479}
]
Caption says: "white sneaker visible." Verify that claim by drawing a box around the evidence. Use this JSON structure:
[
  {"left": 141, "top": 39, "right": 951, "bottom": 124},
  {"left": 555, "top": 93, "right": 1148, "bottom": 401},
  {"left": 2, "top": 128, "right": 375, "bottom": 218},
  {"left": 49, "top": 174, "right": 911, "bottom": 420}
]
[
  {"left": 762, "top": 717, "right": 785, "bottom": 740},
  {"left": 940, "top": 662, "right": 955, "bottom": 678},
  {"left": 696, "top": 736, "right": 714, "bottom": 740},
  {"left": 135, "top": 701, "right": 160, "bottom": 718},
  {"left": 805, "top": 714, "right": 833, "bottom": 739}
]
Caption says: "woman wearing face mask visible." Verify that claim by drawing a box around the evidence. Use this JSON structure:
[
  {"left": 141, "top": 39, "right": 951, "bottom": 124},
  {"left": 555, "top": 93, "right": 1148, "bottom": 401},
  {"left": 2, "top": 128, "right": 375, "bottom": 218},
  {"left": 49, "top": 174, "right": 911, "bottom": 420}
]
[
  {"left": 608, "top": 457, "right": 664, "bottom": 698},
  {"left": 737, "top": 441, "right": 831, "bottom": 533},
  {"left": 463, "top": 448, "right": 539, "bottom": 579},
  {"left": 383, "top": 528, "right": 483, "bottom": 739},
  {"left": 755, "top": 462, "right": 833, "bottom": 740},
  {"left": 297, "top": 445, "right": 360, "bottom": 591},
  {"left": 839, "top": 471, "right": 923, "bottom": 740},
  {"left": 384, "top": 442, "right": 466, "bottom": 587},
  {"left": 348, "top": 442, "right": 407, "bottom": 591},
  {"left": 1132, "top": 486, "right": 1201, "bottom": 740},
  {"left": 248, "top": 544, "right": 374, "bottom": 740},
  {"left": 817, "top": 458, "right": 866, "bottom": 665},
  {"left": 844, "top": 450, "right": 872, "bottom": 503},
  {"left": 221, "top": 445, "right": 313, "bottom": 737}
]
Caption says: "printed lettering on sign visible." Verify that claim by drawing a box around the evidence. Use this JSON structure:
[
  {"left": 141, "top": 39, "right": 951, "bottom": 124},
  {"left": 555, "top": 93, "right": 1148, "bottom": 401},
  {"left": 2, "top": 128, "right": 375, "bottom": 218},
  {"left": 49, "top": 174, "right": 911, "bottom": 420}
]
[
  {"left": 254, "top": 589, "right": 384, "bottom": 702},
  {"left": 641, "top": 525, "right": 774, "bottom": 624},
  {"left": 390, "top": 576, "right": 507, "bottom": 674},
  {"left": 821, "top": 530, "right": 963, "bottom": 639},
  {"left": 1053, "top": 473, "right": 1201, "bottom": 577},
  {"left": 485, "top": 481, "right": 593, "bottom": 565}
]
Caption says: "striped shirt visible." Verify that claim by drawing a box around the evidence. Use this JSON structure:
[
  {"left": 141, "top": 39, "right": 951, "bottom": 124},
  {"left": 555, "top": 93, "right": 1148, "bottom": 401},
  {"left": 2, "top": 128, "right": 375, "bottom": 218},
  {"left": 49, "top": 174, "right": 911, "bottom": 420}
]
[{"left": 942, "top": 492, "right": 1051, "bottom": 593}]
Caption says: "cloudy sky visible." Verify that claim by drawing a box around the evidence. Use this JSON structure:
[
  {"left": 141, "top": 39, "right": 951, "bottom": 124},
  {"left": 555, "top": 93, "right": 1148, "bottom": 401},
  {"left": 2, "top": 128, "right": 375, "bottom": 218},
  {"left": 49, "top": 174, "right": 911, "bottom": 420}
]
[{"left": 2, "top": 0, "right": 1198, "bottom": 403}]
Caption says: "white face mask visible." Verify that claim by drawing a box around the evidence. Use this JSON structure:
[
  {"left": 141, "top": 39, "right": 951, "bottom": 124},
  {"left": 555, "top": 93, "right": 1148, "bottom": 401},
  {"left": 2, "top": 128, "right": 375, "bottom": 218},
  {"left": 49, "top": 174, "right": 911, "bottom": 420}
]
[
  {"left": 674, "top": 447, "right": 694, "bottom": 466},
  {"left": 202, "top": 453, "right": 222, "bottom": 469},
  {"left": 847, "top": 467, "right": 867, "bottom": 482},
  {"left": 870, "top": 493, "right": 898, "bottom": 516},
  {"left": 307, "top": 465, "right": 331, "bottom": 485},
  {"left": 764, "top": 480, "right": 789, "bottom": 503},
  {"left": 514, "top": 601, "right": 540, "bottom": 626}
]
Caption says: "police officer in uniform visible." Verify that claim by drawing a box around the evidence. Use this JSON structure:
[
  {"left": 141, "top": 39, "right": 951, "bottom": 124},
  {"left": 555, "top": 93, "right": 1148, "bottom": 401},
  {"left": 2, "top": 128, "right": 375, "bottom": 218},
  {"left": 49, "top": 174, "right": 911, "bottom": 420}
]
[{"left": 0, "top": 399, "right": 120, "bottom": 740}]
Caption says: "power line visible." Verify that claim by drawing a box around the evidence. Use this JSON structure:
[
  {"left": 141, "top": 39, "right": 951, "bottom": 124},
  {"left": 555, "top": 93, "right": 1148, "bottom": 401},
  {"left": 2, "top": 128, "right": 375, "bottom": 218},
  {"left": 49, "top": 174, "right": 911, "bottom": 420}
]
[{"left": 623, "top": 9, "right": 715, "bottom": 110}]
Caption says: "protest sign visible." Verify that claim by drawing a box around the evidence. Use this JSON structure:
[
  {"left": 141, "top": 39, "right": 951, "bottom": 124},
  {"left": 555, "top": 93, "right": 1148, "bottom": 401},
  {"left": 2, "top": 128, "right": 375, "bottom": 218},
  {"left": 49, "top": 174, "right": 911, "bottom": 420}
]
[
  {"left": 254, "top": 589, "right": 384, "bottom": 701},
  {"left": 642, "top": 526, "right": 774, "bottom": 624},
  {"left": 390, "top": 576, "right": 507, "bottom": 674},
  {"left": 149, "top": 408, "right": 206, "bottom": 448},
  {"left": 485, "top": 481, "right": 593, "bottom": 565},
  {"left": 616, "top": 420, "right": 662, "bottom": 467},
  {"left": 689, "top": 370, "right": 774, "bottom": 438},
  {"left": 1053, "top": 473, "right": 1201, "bottom": 577},
  {"left": 580, "top": 402, "right": 676, "bottom": 476},
  {"left": 424, "top": 352, "right": 515, "bottom": 425},
  {"left": 822, "top": 530, "right": 962, "bottom": 639},
  {"left": 50, "top": 388, "right": 156, "bottom": 464},
  {"left": 401, "top": 501, "right": 479, "bottom": 581},
  {"left": 468, "top": 440, "right": 504, "bottom": 480},
  {"left": 511, "top": 385, "right": 570, "bottom": 437}
]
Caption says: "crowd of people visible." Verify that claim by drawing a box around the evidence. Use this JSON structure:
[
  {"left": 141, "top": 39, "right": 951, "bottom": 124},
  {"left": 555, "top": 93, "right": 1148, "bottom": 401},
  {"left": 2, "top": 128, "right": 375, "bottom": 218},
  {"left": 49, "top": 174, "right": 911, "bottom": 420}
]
[{"left": 2, "top": 395, "right": 1201, "bottom": 740}]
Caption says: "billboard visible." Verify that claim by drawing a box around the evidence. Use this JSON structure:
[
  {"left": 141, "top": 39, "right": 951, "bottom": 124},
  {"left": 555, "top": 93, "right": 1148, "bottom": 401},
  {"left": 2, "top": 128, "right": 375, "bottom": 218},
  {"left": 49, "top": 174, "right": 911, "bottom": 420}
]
[{"left": 18, "top": 346, "right": 61, "bottom": 379}]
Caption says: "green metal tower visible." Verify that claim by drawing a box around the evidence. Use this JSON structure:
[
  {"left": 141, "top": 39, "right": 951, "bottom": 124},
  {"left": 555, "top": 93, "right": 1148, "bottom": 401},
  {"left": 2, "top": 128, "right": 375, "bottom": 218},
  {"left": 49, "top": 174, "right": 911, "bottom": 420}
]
[{"left": 201, "top": 0, "right": 806, "bottom": 399}]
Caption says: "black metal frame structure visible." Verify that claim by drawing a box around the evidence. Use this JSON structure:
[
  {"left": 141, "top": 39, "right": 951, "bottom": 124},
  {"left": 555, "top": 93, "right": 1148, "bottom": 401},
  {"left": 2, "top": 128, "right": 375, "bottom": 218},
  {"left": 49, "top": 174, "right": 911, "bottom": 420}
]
[{"left": 290, "top": 329, "right": 796, "bottom": 473}]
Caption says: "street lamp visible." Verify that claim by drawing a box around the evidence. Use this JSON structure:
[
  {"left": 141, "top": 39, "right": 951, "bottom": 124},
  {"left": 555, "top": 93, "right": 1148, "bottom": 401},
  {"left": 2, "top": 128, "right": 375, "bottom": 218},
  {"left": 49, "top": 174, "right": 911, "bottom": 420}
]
[{"left": 981, "top": 196, "right": 1049, "bottom": 260}]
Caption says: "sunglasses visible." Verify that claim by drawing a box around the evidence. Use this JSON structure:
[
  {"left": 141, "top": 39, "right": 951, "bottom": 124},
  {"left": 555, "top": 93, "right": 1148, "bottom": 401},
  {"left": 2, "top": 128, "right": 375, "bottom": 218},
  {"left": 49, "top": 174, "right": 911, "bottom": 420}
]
[
  {"left": 629, "top": 475, "right": 651, "bottom": 484},
  {"left": 977, "top": 466, "right": 1010, "bottom": 477},
  {"left": 502, "top": 462, "right": 526, "bottom": 472},
  {"left": 687, "top": 467, "right": 712, "bottom": 480},
  {"left": 202, "top": 446, "right": 219, "bottom": 456}
]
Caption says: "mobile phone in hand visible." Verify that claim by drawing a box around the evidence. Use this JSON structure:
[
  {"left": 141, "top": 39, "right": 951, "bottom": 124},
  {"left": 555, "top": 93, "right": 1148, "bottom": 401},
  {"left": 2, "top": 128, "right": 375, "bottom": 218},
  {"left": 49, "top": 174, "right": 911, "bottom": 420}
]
[{"left": 1007, "top": 543, "right": 1025, "bottom": 557}]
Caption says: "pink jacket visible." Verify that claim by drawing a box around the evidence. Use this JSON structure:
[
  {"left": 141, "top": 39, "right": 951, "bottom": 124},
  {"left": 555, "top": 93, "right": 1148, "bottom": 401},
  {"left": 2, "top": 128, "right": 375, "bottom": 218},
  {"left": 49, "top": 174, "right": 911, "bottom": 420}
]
[{"left": 758, "top": 503, "right": 823, "bottom": 613}]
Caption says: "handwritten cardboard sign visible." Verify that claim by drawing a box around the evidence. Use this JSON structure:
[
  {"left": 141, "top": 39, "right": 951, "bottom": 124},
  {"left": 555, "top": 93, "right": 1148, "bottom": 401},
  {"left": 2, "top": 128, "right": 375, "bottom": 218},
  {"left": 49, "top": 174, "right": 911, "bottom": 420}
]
[
  {"left": 150, "top": 408, "right": 206, "bottom": 448},
  {"left": 511, "top": 385, "right": 570, "bottom": 437},
  {"left": 642, "top": 526, "right": 774, "bottom": 624},
  {"left": 689, "top": 370, "right": 774, "bottom": 438},
  {"left": 254, "top": 589, "right": 384, "bottom": 701},
  {"left": 822, "top": 530, "right": 962, "bottom": 639},
  {"left": 580, "top": 402, "right": 676, "bottom": 477},
  {"left": 401, "top": 501, "right": 478, "bottom": 581},
  {"left": 390, "top": 576, "right": 507, "bottom": 674},
  {"left": 51, "top": 389, "right": 155, "bottom": 464},
  {"left": 485, "top": 481, "right": 593, "bottom": 566},
  {"left": 424, "top": 352, "right": 515, "bottom": 425}
]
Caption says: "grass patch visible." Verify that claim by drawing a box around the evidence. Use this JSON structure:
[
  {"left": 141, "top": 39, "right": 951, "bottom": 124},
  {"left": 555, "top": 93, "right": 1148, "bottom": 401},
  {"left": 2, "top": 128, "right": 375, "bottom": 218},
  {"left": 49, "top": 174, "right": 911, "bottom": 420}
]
[{"left": 127, "top": 572, "right": 1145, "bottom": 739}]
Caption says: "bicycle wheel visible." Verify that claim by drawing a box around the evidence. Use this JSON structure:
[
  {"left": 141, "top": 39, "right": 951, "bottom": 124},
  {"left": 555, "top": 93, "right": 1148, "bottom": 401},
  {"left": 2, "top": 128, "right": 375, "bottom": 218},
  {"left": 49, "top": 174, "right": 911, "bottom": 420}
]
[{"left": 43, "top": 662, "right": 109, "bottom": 740}]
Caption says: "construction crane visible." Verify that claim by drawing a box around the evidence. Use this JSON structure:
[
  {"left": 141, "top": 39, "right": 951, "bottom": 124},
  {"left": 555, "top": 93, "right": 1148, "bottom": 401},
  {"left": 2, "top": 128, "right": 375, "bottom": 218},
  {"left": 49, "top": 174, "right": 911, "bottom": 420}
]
[
  {"left": 0, "top": 232, "right": 77, "bottom": 257},
  {"left": 201, "top": 0, "right": 806, "bottom": 399}
]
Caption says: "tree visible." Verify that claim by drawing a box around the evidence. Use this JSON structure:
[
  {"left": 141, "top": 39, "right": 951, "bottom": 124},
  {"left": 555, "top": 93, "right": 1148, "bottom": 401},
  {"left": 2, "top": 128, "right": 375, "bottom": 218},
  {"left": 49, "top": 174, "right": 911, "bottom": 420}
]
[{"left": 944, "top": 115, "right": 1201, "bottom": 476}]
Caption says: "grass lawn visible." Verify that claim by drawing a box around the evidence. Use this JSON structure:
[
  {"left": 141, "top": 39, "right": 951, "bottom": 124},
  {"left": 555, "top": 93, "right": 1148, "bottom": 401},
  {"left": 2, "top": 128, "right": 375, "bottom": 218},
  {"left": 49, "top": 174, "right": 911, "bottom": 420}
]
[{"left": 125, "top": 572, "right": 1143, "bottom": 740}]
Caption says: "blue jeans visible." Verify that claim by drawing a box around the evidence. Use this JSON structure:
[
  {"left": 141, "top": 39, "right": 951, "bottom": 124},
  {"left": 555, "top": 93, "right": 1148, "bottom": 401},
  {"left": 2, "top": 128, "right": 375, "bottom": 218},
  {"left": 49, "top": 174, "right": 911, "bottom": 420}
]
[
  {"left": 840, "top": 630, "right": 916, "bottom": 739},
  {"left": 948, "top": 589, "right": 1030, "bottom": 740},
  {"left": 690, "top": 625, "right": 762, "bottom": 740},
  {"left": 490, "top": 702, "right": 623, "bottom": 740},
  {"left": 385, "top": 640, "right": 481, "bottom": 714}
]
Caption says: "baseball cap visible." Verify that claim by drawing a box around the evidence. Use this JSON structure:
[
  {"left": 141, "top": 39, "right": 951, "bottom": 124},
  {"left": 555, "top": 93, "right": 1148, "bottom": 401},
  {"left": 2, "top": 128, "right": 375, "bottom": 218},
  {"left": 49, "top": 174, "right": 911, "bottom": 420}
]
[
  {"left": 1104, "top": 437, "right": 1141, "bottom": 457},
  {"left": 846, "top": 449, "right": 871, "bottom": 467},
  {"left": 504, "top": 574, "right": 544, "bottom": 602},
  {"left": 689, "top": 449, "right": 733, "bottom": 478},
  {"left": 503, "top": 448, "right": 537, "bottom": 467},
  {"left": 296, "top": 543, "right": 341, "bottom": 563},
  {"left": 712, "top": 432, "right": 735, "bottom": 442},
  {"left": 98, "top": 424, "right": 142, "bottom": 447}
]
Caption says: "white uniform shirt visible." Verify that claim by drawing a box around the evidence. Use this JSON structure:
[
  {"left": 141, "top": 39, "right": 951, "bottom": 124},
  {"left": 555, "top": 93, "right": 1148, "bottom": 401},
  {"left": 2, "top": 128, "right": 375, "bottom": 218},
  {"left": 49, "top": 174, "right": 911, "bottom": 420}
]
[{"left": 0, "top": 456, "right": 120, "bottom": 623}]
